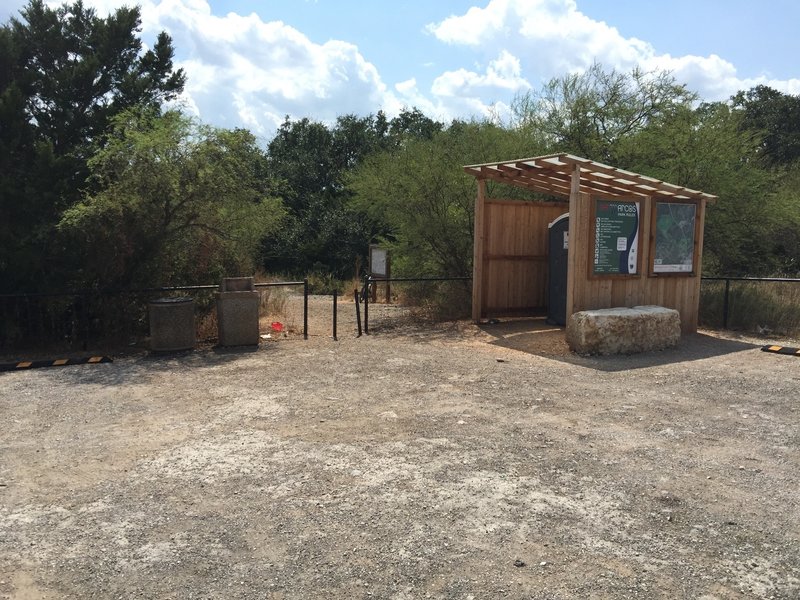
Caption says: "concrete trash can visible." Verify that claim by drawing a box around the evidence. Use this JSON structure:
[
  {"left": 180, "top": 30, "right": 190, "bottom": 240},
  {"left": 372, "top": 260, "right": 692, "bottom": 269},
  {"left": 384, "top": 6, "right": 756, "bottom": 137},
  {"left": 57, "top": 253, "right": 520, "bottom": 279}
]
[
  {"left": 216, "top": 277, "right": 260, "bottom": 346},
  {"left": 149, "top": 296, "right": 195, "bottom": 352}
]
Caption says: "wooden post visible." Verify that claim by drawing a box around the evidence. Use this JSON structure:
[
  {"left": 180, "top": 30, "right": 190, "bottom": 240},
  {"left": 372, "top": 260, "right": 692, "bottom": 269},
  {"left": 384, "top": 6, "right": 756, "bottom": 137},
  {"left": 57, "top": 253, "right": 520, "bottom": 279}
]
[
  {"left": 690, "top": 198, "right": 707, "bottom": 332},
  {"left": 472, "top": 179, "right": 487, "bottom": 321},
  {"left": 565, "top": 165, "right": 581, "bottom": 320}
]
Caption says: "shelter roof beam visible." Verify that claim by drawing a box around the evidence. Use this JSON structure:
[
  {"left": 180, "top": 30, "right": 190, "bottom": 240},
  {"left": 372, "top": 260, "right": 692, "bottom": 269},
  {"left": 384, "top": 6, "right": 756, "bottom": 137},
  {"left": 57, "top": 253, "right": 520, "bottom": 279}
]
[
  {"left": 464, "top": 153, "right": 717, "bottom": 202},
  {"left": 476, "top": 168, "right": 567, "bottom": 196},
  {"left": 558, "top": 155, "right": 717, "bottom": 201}
]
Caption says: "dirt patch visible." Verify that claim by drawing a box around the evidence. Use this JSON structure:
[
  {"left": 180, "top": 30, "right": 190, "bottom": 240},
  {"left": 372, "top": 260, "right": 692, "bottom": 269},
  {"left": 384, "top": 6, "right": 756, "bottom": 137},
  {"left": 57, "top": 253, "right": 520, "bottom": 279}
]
[{"left": 1, "top": 299, "right": 799, "bottom": 599}]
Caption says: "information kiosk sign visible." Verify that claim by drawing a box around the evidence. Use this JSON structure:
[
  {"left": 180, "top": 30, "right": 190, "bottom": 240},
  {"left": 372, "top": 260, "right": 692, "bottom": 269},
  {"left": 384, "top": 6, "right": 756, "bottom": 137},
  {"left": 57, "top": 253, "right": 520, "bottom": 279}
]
[
  {"left": 653, "top": 201, "right": 697, "bottom": 274},
  {"left": 593, "top": 199, "right": 640, "bottom": 275}
]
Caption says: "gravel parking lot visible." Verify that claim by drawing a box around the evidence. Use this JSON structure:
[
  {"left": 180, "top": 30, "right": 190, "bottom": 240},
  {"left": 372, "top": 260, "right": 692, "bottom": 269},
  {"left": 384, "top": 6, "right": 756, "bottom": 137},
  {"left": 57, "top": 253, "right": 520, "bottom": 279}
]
[{"left": 1, "top": 300, "right": 799, "bottom": 599}]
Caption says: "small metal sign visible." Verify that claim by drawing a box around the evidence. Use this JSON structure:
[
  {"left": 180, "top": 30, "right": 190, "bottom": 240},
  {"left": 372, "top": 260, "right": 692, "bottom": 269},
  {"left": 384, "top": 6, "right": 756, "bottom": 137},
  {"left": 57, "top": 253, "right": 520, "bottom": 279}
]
[
  {"left": 370, "top": 245, "right": 388, "bottom": 277},
  {"left": 368, "top": 244, "right": 390, "bottom": 303}
]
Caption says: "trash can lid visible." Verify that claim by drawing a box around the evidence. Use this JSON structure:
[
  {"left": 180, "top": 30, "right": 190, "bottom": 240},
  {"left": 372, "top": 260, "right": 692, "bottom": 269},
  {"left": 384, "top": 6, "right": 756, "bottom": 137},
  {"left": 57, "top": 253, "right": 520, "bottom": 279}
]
[{"left": 149, "top": 296, "right": 193, "bottom": 304}]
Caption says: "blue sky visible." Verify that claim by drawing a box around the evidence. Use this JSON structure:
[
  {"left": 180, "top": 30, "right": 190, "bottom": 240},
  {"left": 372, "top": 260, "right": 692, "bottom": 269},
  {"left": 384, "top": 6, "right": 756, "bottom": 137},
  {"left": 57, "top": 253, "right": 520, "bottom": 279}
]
[{"left": 2, "top": 0, "right": 798, "bottom": 140}]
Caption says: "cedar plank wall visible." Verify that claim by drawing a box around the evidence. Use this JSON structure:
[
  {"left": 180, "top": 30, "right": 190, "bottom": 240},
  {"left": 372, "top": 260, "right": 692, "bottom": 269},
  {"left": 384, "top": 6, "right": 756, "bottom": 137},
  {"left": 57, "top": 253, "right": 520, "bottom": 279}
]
[
  {"left": 566, "top": 192, "right": 703, "bottom": 333},
  {"left": 481, "top": 199, "right": 567, "bottom": 315}
]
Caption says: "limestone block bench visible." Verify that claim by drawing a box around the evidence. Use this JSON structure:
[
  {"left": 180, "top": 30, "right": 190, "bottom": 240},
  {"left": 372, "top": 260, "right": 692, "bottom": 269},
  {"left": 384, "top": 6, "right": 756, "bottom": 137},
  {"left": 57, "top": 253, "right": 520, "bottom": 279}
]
[{"left": 566, "top": 306, "right": 681, "bottom": 355}]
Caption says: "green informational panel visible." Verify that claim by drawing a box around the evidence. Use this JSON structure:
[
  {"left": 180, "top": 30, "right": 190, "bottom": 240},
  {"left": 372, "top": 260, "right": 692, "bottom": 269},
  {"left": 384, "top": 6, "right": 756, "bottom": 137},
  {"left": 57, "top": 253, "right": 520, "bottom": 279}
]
[
  {"left": 653, "top": 202, "right": 696, "bottom": 273},
  {"left": 593, "top": 199, "right": 640, "bottom": 274}
]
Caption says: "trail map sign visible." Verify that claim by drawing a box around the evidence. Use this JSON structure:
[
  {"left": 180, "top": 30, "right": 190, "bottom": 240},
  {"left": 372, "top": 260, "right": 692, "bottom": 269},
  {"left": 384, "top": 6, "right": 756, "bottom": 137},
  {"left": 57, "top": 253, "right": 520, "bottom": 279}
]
[
  {"left": 653, "top": 202, "right": 696, "bottom": 273},
  {"left": 593, "top": 199, "right": 640, "bottom": 275}
]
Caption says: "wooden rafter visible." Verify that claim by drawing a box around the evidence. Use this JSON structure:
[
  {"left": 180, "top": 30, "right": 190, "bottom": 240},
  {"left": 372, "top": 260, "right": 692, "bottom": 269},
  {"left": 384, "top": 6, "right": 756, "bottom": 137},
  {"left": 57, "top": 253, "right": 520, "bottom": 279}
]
[
  {"left": 464, "top": 153, "right": 717, "bottom": 202},
  {"left": 478, "top": 166, "right": 562, "bottom": 196}
]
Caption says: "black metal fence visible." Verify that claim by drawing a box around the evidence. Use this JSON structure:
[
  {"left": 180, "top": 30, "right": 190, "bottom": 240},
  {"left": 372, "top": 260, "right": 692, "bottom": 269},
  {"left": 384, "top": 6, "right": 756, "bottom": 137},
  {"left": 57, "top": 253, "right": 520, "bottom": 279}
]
[
  {"left": 3, "top": 274, "right": 797, "bottom": 352},
  {"left": 0, "top": 280, "right": 308, "bottom": 352},
  {"left": 699, "top": 276, "right": 800, "bottom": 333},
  {"left": 362, "top": 275, "right": 472, "bottom": 334},
  {"left": 359, "top": 274, "right": 800, "bottom": 336}
]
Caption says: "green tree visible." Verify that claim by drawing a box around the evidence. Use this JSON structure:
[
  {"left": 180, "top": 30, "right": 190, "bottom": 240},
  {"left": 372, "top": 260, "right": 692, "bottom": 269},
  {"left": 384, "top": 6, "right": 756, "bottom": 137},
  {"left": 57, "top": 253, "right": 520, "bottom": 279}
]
[
  {"left": 511, "top": 63, "right": 696, "bottom": 163},
  {"left": 0, "top": 0, "right": 185, "bottom": 292},
  {"left": 385, "top": 107, "right": 443, "bottom": 148},
  {"left": 0, "top": 25, "right": 47, "bottom": 291},
  {"left": 733, "top": 85, "right": 800, "bottom": 167},
  {"left": 349, "top": 119, "right": 534, "bottom": 279},
  {"left": 10, "top": 0, "right": 184, "bottom": 158},
  {"left": 510, "top": 65, "right": 796, "bottom": 275},
  {"left": 766, "top": 163, "right": 800, "bottom": 273},
  {"left": 58, "top": 109, "right": 284, "bottom": 287},
  {"left": 622, "top": 102, "right": 781, "bottom": 274},
  {"left": 261, "top": 109, "right": 445, "bottom": 279},
  {"left": 728, "top": 86, "right": 800, "bottom": 273},
  {"left": 262, "top": 116, "right": 375, "bottom": 278},
  {"left": 332, "top": 112, "right": 390, "bottom": 171},
  {"left": 267, "top": 117, "right": 337, "bottom": 217}
]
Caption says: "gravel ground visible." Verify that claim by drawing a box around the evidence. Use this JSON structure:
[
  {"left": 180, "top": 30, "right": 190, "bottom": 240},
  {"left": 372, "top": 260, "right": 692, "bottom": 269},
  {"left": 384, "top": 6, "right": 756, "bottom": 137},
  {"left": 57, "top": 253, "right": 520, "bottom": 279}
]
[{"left": 1, "top": 297, "right": 799, "bottom": 599}]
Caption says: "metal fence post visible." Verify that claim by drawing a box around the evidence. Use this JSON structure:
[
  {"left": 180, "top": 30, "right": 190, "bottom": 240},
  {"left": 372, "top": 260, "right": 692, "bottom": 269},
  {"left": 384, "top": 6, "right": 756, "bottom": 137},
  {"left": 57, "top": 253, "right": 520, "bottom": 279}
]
[
  {"left": 332, "top": 289, "right": 338, "bottom": 341},
  {"left": 364, "top": 276, "right": 370, "bottom": 335},
  {"left": 354, "top": 289, "right": 362, "bottom": 337},
  {"left": 303, "top": 278, "right": 309, "bottom": 340}
]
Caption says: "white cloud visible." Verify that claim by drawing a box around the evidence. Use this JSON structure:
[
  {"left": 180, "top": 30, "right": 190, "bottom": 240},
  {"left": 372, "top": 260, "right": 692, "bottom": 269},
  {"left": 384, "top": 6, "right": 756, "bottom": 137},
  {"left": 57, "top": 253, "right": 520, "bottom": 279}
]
[
  {"left": 428, "top": 0, "right": 650, "bottom": 75},
  {"left": 392, "top": 78, "right": 442, "bottom": 120},
  {"left": 390, "top": 58, "right": 521, "bottom": 125},
  {"left": 432, "top": 50, "right": 530, "bottom": 97},
  {"left": 415, "top": 50, "right": 529, "bottom": 122},
  {"left": 427, "top": 0, "right": 799, "bottom": 102},
  {"left": 25, "top": 0, "right": 800, "bottom": 135},
  {"left": 57, "top": 0, "right": 398, "bottom": 137},
  {"left": 142, "top": 0, "right": 395, "bottom": 135},
  {"left": 645, "top": 53, "right": 800, "bottom": 100}
]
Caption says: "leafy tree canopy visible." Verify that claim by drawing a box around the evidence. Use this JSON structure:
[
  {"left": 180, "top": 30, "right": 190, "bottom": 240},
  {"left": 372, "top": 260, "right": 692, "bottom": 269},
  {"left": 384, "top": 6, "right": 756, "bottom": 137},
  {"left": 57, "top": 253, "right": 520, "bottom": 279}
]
[
  {"left": 732, "top": 85, "right": 800, "bottom": 167},
  {"left": 59, "top": 108, "right": 284, "bottom": 287},
  {"left": 0, "top": 0, "right": 185, "bottom": 292},
  {"left": 261, "top": 108, "right": 446, "bottom": 278},
  {"left": 511, "top": 63, "right": 696, "bottom": 163},
  {"left": 8, "top": 0, "right": 185, "bottom": 156},
  {"left": 510, "top": 66, "right": 798, "bottom": 276},
  {"left": 349, "top": 119, "right": 537, "bottom": 279}
]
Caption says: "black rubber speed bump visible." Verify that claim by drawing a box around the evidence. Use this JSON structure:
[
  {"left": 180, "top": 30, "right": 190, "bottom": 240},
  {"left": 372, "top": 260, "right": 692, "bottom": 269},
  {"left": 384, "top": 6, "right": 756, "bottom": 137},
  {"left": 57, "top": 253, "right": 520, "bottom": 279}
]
[
  {"left": 761, "top": 345, "right": 800, "bottom": 356},
  {"left": 0, "top": 356, "right": 112, "bottom": 372}
]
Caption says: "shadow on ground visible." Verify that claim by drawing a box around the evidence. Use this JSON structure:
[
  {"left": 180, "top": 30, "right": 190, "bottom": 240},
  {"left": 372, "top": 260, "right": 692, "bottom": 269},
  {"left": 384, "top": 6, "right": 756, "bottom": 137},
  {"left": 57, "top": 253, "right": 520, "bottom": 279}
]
[
  {"left": 480, "top": 316, "right": 761, "bottom": 372},
  {"left": 0, "top": 341, "right": 284, "bottom": 387}
]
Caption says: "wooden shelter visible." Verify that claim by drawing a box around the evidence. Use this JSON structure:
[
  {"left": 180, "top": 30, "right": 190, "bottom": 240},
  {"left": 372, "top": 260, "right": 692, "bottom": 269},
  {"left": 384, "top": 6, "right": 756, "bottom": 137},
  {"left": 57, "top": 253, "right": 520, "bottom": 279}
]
[{"left": 464, "top": 153, "right": 717, "bottom": 333}]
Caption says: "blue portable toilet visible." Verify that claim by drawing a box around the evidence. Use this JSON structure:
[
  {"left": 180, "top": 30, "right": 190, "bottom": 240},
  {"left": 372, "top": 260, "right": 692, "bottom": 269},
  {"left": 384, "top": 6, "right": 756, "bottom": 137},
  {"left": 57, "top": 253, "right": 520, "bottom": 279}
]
[{"left": 547, "top": 213, "right": 569, "bottom": 326}]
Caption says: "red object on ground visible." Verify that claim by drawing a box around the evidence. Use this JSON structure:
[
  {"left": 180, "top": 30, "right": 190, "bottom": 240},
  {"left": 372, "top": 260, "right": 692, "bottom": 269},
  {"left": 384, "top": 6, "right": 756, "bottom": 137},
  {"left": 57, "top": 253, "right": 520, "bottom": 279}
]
[{"left": 271, "top": 322, "right": 284, "bottom": 332}]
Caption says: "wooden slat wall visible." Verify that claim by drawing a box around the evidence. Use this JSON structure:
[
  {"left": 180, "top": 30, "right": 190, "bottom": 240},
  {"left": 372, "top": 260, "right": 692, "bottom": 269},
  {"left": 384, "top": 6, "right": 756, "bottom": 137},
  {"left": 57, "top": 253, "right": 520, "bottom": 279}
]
[
  {"left": 566, "top": 193, "right": 703, "bottom": 333},
  {"left": 481, "top": 199, "right": 567, "bottom": 314}
]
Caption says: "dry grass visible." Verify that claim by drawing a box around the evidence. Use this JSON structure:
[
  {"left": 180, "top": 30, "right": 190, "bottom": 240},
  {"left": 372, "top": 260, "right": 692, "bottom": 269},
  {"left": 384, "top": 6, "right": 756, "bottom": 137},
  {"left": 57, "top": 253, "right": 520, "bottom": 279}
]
[
  {"left": 700, "top": 279, "right": 800, "bottom": 336},
  {"left": 257, "top": 286, "right": 288, "bottom": 317},
  {"left": 392, "top": 280, "right": 472, "bottom": 321}
]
